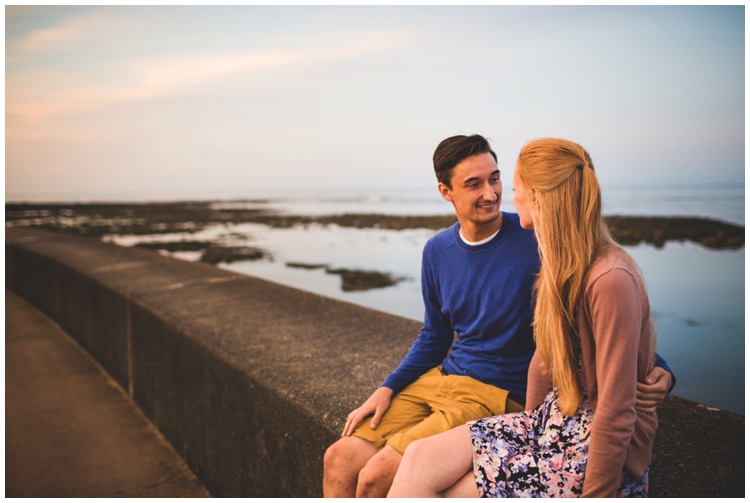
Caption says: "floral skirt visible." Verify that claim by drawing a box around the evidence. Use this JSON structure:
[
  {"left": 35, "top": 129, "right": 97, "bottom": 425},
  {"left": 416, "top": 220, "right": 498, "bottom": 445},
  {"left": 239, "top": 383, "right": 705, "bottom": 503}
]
[{"left": 468, "top": 390, "right": 648, "bottom": 498}]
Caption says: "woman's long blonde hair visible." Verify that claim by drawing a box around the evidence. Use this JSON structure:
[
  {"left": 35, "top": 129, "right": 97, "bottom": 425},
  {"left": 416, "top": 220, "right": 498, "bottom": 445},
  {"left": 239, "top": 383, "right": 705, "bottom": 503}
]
[{"left": 517, "top": 138, "right": 620, "bottom": 415}]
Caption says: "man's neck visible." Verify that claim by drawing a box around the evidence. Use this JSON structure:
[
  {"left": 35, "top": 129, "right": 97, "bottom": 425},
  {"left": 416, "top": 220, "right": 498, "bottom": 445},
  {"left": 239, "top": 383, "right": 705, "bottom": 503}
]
[{"left": 457, "top": 213, "right": 503, "bottom": 243}]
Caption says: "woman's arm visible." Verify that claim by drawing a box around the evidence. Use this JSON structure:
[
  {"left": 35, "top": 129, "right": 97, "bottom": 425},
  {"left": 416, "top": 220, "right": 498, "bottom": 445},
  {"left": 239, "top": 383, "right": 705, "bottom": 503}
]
[
  {"left": 581, "top": 267, "right": 645, "bottom": 497},
  {"left": 525, "top": 349, "right": 552, "bottom": 409}
]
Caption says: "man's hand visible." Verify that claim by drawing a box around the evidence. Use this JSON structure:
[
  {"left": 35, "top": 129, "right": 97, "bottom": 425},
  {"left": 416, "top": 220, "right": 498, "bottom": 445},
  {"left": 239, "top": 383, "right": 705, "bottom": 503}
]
[
  {"left": 636, "top": 366, "right": 672, "bottom": 413},
  {"left": 342, "top": 386, "right": 394, "bottom": 437}
]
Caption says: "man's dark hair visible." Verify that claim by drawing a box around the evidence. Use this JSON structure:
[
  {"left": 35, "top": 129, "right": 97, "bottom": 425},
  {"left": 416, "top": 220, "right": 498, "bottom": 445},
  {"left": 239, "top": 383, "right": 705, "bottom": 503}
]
[{"left": 433, "top": 134, "right": 497, "bottom": 188}]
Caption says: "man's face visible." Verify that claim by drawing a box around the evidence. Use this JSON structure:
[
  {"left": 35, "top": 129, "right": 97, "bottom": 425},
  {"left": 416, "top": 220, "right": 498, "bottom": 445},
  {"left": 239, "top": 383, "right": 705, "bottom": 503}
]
[{"left": 438, "top": 152, "right": 502, "bottom": 225}]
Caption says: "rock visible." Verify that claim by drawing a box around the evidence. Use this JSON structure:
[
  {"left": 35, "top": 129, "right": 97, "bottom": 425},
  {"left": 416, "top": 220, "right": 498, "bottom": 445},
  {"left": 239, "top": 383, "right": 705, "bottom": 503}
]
[
  {"left": 325, "top": 268, "right": 402, "bottom": 292},
  {"left": 605, "top": 216, "right": 744, "bottom": 250},
  {"left": 135, "top": 241, "right": 213, "bottom": 252},
  {"left": 286, "top": 262, "right": 328, "bottom": 270},
  {"left": 200, "top": 247, "right": 266, "bottom": 265}
]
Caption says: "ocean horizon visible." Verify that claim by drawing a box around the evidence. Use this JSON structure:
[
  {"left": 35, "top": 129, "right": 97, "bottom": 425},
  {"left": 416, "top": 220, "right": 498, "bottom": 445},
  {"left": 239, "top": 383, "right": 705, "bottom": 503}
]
[{"left": 5, "top": 182, "right": 745, "bottom": 224}]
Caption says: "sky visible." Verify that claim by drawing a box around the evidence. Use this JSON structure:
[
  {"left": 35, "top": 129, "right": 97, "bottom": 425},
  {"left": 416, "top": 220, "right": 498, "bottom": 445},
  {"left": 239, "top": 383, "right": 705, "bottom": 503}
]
[{"left": 5, "top": 6, "right": 745, "bottom": 201}]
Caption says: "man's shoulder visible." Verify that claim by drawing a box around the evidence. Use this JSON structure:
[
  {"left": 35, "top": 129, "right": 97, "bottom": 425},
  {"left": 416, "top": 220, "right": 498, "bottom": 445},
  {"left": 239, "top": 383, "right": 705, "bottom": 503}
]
[
  {"left": 424, "top": 222, "right": 458, "bottom": 254},
  {"left": 503, "top": 212, "right": 537, "bottom": 246}
]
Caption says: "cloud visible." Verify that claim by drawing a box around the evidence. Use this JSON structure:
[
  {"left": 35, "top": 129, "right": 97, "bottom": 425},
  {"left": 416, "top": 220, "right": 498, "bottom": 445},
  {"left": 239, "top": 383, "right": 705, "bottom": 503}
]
[
  {"left": 11, "top": 8, "right": 138, "bottom": 53},
  {"left": 6, "top": 26, "right": 414, "bottom": 141}
]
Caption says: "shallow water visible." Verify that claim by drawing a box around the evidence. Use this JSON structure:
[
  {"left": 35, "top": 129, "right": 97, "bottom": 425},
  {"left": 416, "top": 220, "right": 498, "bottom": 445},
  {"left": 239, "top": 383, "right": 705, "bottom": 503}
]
[
  {"left": 627, "top": 242, "right": 744, "bottom": 415},
  {"left": 214, "top": 223, "right": 431, "bottom": 321}
]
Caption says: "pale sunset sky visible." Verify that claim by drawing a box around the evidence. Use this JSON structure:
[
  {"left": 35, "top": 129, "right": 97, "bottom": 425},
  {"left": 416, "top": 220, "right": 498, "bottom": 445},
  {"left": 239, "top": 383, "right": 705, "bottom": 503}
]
[{"left": 5, "top": 5, "right": 745, "bottom": 201}]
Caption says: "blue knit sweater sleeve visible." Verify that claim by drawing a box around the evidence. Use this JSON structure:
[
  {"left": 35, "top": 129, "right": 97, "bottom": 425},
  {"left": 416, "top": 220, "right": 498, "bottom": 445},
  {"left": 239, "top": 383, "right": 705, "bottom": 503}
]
[
  {"left": 654, "top": 352, "right": 676, "bottom": 393},
  {"left": 380, "top": 243, "right": 453, "bottom": 394}
]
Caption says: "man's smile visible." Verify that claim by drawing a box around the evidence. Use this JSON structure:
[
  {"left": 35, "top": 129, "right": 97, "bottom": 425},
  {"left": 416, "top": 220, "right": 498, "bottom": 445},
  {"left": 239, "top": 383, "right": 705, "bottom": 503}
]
[{"left": 476, "top": 198, "right": 498, "bottom": 211}]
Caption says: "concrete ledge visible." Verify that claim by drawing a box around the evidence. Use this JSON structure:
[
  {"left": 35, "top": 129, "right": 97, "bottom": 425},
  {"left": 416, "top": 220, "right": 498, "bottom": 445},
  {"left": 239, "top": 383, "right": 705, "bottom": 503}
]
[{"left": 6, "top": 227, "right": 744, "bottom": 497}]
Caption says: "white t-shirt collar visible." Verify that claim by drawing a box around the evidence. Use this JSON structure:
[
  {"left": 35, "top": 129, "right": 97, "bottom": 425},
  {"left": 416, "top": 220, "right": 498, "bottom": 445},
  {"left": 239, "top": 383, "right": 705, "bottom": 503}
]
[{"left": 459, "top": 227, "right": 500, "bottom": 246}]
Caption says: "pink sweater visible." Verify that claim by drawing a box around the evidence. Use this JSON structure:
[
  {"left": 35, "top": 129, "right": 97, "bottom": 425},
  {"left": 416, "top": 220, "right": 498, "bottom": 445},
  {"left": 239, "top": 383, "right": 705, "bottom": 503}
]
[{"left": 526, "top": 253, "right": 658, "bottom": 498}]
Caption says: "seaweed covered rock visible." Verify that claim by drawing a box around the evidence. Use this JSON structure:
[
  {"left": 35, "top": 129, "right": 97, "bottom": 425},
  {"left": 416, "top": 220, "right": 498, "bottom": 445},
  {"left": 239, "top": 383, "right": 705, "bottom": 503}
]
[
  {"left": 200, "top": 246, "right": 266, "bottom": 264},
  {"left": 325, "top": 268, "right": 402, "bottom": 292},
  {"left": 606, "top": 216, "right": 744, "bottom": 249}
]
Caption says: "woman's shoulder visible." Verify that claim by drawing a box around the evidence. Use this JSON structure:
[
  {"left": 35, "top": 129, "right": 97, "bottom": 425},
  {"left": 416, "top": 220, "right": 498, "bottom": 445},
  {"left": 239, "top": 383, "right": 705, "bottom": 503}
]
[
  {"left": 583, "top": 250, "right": 649, "bottom": 324},
  {"left": 586, "top": 250, "right": 643, "bottom": 294}
]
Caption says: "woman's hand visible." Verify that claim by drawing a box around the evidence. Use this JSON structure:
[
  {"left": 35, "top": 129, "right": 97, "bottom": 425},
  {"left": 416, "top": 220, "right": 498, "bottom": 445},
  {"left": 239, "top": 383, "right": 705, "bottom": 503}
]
[
  {"left": 342, "top": 386, "right": 394, "bottom": 437},
  {"left": 635, "top": 367, "right": 672, "bottom": 413}
]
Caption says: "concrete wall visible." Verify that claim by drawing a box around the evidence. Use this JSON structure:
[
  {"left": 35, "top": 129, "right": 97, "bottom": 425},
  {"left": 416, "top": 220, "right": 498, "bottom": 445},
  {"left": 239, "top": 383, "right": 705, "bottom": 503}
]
[{"left": 6, "top": 227, "right": 744, "bottom": 497}]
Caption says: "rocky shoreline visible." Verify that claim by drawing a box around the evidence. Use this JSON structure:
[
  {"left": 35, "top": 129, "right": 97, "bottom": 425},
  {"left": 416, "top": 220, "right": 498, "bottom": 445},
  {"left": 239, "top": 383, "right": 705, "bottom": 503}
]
[
  {"left": 7, "top": 202, "right": 743, "bottom": 293},
  {"left": 603, "top": 215, "right": 744, "bottom": 249},
  {"left": 5, "top": 202, "right": 744, "bottom": 250}
]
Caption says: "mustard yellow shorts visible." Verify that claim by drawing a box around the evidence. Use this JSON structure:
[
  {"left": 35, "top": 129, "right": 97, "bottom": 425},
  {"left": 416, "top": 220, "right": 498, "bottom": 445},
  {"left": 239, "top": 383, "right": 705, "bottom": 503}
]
[{"left": 352, "top": 367, "right": 524, "bottom": 455}]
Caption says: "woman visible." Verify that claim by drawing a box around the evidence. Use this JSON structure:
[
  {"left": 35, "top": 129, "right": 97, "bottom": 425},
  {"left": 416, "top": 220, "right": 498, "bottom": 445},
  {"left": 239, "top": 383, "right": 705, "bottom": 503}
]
[{"left": 388, "top": 138, "right": 657, "bottom": 498}]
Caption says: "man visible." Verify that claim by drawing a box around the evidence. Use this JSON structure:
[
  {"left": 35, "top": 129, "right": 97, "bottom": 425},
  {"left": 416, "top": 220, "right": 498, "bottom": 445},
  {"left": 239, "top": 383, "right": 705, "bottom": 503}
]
[{"left": 323, "top": 135, "right": 673, "bottom": 498}]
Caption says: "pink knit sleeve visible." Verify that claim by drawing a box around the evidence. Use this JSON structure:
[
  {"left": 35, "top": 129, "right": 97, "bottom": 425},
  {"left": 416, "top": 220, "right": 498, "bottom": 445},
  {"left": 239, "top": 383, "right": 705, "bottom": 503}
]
[
  {"left": 581, "top": 267, "right": 644, "bottom": 498},
  {"left": 525, "top": 349, "right": 552, "bottom": 409}
]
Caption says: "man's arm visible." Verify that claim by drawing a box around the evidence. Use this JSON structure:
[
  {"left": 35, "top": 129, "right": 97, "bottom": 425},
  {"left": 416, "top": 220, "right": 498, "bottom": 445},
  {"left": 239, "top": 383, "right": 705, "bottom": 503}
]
[
  {"left": 636, "top": 353, "right": 676, "bottom": 413},
  {"left": 379, "top": 246, "right": 454, "bottom": 394},
  {"left": 653, "top": 352, "right": 676, "bottom": 392},
  {"left": 341, "top": 246, "right": 453, "bottom": 435}
]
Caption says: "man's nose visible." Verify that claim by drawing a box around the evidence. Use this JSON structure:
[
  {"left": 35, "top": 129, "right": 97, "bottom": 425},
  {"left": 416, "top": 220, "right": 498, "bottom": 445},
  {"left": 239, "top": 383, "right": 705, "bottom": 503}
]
[{"left": 481, "top": 182, "right": 497, "bottom": 202}]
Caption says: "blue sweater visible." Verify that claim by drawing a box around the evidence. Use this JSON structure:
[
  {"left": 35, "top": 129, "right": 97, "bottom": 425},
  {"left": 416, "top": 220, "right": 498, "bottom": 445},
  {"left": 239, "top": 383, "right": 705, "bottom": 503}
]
[
  {"left": 382, "top": 213, "right": 540, "bottom": 398},
  {"left": 381, "top": 212, "right": 675, "bottom": 399}
]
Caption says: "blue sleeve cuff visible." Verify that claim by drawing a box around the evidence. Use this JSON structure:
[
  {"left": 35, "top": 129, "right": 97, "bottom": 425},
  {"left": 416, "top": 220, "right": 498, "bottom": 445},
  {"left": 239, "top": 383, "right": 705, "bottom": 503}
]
[
  {"left": 380, "top": 374, "right": 407, "bottom": 396},
  {"left": 654, "top": 352, "right": 676, "bottom": 394}
]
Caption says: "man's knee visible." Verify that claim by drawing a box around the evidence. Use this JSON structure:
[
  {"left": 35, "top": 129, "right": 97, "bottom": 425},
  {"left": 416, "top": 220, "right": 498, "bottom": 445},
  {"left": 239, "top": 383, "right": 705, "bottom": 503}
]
[
  {"left": 323, "top": 437, "right": 379, "bottom": 497},
  {"left": 324, "top": 436, "right": 376, "bottom": 476},
  {"left": 323, "top": 438, "right": 353, "bottom": 474},
  {"left": 355, "top": 447, "right": 402, "bottom": 498},
  {"left": 356, "top": 464, "right": 392, "bottom": 498}
]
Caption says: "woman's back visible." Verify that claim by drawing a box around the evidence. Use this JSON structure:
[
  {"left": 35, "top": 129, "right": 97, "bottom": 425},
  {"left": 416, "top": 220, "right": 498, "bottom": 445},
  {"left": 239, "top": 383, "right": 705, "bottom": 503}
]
[
  {"left": 577, "top": 251, "right": 657, "bottom": 495},
  {"left": 524, "top": 250, "right": 657, "bottom": 496},
  {"left": 526, "top": 250, "right": 657, "bottom": 496}
]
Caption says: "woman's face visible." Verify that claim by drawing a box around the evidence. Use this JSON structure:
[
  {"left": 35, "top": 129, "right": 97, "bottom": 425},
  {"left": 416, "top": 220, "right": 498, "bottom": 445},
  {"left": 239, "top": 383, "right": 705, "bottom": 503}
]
[{"left": 513, "top": 166, "right": 535, "bottom": 230}]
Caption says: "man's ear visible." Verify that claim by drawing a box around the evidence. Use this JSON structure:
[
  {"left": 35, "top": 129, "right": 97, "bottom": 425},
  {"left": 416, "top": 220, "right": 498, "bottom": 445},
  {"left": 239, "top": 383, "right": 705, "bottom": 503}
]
[{"left": 438, "top": 182, "right": 453, "bottom": 202}]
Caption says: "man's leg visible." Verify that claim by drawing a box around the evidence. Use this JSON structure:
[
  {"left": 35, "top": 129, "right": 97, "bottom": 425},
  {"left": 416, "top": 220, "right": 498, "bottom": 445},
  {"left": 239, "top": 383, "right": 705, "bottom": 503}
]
[
  {"left": 355, "top": 372, "right": 513, "bottom": 497},
  {"left": 355, "top": 446, "right": 402, "bottom": 498},
  {"left": 325, "top": 369, "right": 442, "bottom": 497},
  {"left": 323, "top": 436, "right": 378, "bottom": 497}
]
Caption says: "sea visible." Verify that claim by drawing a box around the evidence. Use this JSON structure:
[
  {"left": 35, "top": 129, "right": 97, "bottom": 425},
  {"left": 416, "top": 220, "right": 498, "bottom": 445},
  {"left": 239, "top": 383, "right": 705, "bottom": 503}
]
[{"left": 10, "top": 184, "right": 745, "bottom": 414}]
